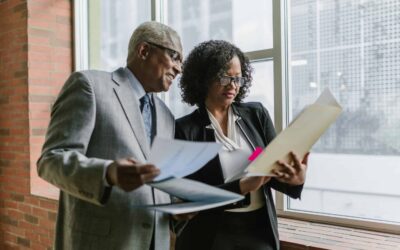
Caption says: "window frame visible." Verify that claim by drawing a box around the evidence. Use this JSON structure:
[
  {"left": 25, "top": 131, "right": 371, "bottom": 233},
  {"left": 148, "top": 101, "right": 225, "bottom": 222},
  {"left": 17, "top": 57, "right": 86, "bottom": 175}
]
[
  {"left": 274, "top": 0, "right": 400, "bottom": 234},
  {"left": 73, "top": 0, "right": 400, "bottom": 234}
]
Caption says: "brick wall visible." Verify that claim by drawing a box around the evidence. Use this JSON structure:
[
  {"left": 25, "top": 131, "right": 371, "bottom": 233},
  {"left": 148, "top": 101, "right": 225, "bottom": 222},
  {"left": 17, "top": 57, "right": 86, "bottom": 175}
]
[{"left": 0, "top": 0, "right": 72, "bottom": 249}]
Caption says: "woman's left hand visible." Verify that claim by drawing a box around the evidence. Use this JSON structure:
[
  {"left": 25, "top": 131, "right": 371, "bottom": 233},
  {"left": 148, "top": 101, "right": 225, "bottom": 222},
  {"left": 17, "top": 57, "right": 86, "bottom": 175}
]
[{"left": 272, "top": 151, "right": 310, "bottom": 186}]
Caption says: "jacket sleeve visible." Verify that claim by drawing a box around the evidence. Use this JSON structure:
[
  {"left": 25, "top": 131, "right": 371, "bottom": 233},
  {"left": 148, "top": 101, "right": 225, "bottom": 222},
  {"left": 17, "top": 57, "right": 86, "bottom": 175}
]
[
  {"left": 175, "top": 121, "right": 250, "bottom": 209},
  {"left": 258, "top": 103, "right": 304, "bottom": 199},
  {"left": 37, "top": 72, "right": 111, "bottom": 206}
]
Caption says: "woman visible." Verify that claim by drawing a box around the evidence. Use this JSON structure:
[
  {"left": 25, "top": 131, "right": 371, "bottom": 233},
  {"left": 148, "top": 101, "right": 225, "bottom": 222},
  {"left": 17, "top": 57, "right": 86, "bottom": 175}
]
[{"left": 175, "top": 40, "right": 309, "bottom": 250}]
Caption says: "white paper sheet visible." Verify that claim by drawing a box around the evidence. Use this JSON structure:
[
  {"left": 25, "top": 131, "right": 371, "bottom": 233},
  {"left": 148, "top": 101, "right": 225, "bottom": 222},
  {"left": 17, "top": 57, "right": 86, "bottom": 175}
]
[
  {"left": 148, "top": 137, "right": 222, "bottom": 181},
  {"left": 223, "top": 148, "right": 251, "bottom": 182},
  {"left": 246, "top": 88, "right": 343, "bottom": 176},
  {"left": 149, "top": 178, "right": 244, "bottom": 214}
]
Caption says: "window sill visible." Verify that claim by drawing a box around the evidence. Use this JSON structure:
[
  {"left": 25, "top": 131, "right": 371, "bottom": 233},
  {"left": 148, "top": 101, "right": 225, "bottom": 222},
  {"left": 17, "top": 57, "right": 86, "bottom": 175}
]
[{"left": 278, "top": 218, "right": 400, "bottom": 249}]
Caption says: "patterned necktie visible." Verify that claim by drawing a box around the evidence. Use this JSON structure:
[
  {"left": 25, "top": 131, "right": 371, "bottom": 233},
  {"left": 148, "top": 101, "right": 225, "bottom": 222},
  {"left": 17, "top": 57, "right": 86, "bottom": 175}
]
[{"left": 140, "top": 94, "right": 153, "bottom": 144}]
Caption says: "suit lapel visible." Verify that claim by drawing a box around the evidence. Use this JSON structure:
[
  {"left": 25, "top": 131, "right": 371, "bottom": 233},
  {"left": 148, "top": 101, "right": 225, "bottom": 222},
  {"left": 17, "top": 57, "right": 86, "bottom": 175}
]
[
  {"left": 112, "top": 68, "right": 150, "bottom": 158},
  {"left": 232, "top": 104, "right": 266, "bottom": 149}
]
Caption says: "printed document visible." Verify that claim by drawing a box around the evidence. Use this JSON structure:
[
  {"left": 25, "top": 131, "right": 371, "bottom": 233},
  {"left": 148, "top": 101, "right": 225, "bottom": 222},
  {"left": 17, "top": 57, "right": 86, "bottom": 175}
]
[
  {"left": 246, "top": 88, "right": 343, "bottom": 176},
  {"left": 143, "top": 137, "right": 243, "bottom": 214},
  {"left": 148, "top": 137, "right": 222, "bottom": 181},
  {"left": 149, "top": 178, "right": 244, "bottom": 214}
]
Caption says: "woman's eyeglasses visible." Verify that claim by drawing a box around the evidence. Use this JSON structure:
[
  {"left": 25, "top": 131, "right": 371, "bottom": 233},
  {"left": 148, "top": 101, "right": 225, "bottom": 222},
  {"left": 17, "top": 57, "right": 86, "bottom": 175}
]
[{"left": 218, "top": 76, "right": 246, "bottom": 87}]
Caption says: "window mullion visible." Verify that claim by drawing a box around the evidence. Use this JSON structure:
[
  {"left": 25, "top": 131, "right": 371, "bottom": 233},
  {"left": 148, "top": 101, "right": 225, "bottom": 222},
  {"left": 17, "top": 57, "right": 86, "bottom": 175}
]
[{"left": 273, "top": 0, "right": 289, "bottom": 212}]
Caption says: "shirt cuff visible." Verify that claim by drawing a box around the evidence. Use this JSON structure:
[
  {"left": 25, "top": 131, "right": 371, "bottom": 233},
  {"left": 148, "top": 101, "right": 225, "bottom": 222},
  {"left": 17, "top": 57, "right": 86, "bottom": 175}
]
[{"left": 103, "top": 160, "right": 114, "bottom": 187}]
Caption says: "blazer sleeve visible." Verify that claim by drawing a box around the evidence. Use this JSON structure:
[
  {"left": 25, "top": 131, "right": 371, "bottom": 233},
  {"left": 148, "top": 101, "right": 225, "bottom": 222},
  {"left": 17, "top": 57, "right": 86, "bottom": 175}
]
[
  {"left": 175, "top": 121, "right": 249, "bottom": 208},
  {"left": 258, "top": 103, "right": 304, "bottom": 199},
  {"left": 37, "top": 72, "right": 111, "bottom": 206}
]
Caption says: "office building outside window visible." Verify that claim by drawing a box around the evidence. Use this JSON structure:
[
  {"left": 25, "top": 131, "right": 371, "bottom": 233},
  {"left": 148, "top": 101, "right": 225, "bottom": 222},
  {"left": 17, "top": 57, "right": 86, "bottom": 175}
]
[{"left": 287, "top": 0, "right": 400, "bottom": 225}]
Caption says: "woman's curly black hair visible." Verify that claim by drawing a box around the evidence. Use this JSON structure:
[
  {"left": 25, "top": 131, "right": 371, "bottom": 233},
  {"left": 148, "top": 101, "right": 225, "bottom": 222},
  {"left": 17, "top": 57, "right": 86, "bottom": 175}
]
[{"left": 179, "top": 40, "right": 253, "bottom": 107}]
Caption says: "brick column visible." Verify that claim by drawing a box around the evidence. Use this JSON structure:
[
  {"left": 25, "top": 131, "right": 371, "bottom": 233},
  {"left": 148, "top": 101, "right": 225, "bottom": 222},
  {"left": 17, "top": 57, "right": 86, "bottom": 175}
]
[{"left": 0, "top": 0, "right": 73, "bottom": 249}]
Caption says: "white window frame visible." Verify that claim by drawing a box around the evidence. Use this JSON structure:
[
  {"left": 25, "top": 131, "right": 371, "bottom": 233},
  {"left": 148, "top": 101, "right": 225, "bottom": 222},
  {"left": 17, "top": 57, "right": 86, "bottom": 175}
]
[{"left": 73, "top": 0, "right": 400, "bottom": 234}]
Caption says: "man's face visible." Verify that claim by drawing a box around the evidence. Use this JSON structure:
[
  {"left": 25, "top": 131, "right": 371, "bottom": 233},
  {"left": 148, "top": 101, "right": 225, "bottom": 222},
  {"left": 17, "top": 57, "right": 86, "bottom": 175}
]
[{"left": 142, "top": 42, "right": 182, "bottom": 93}]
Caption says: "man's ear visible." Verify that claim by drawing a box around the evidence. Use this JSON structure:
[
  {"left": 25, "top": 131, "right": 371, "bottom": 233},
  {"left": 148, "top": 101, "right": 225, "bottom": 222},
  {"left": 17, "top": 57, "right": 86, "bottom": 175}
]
[{"left": 137, "top": 42, "right": 150, "bottom": 60}]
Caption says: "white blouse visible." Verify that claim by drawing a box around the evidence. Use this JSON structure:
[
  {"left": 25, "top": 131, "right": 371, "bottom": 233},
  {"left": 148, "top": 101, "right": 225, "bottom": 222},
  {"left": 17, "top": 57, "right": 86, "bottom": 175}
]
[{"left": 207, "top": 107, "right": 265, "bottom": 212}]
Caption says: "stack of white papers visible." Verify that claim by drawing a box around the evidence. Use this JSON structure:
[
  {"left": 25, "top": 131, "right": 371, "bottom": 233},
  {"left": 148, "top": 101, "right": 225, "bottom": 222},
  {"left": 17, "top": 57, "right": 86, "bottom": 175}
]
[
  {"left": 148, "top": 137, "right": 222, "bottom": 181},
  {"left": 145, "top": 137, "right": 244, "bottom": 214},
  {"left": 149, "top": 178, "right": 244, "bottom": 214}
]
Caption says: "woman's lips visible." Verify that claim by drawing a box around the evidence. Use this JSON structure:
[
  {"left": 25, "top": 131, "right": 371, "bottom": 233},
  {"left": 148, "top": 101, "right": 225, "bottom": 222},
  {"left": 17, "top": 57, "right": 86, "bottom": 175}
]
[{"left": 223, "top": 92, "right": 235, "bottom": 98}]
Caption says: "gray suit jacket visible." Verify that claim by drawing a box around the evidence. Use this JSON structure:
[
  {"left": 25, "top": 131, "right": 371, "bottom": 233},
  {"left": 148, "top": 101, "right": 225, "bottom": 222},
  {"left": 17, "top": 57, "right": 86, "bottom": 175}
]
[{"left": 37, "top": 68, "right": 174, "bottom": 250}]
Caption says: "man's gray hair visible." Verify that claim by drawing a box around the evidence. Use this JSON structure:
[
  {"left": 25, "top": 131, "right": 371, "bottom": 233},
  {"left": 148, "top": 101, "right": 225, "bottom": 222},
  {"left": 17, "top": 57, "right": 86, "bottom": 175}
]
[{"left": 127, "top": 21, "right": 182, "bottom": 63}]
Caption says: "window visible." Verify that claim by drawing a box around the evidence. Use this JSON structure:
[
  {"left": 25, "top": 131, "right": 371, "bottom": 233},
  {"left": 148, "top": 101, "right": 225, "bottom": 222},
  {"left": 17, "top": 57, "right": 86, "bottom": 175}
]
[
  {"left": 164, "top": 0, "right": 274, "bottom": 118},
  {"left": 74, "top": 0, "right": 400, "bottom": 233},
  {"left": 87, "top": 0, "right": 151, "bottom": 70},
  {"left": 279, "top": 0, "right": 400, "bottom": 233}
]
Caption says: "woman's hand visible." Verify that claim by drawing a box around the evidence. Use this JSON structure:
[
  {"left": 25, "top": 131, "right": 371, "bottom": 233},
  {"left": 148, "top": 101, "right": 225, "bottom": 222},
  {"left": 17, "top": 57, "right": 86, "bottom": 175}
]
[
  {"left": 172, "top": 212, "right": 198, "bottom": 221},
  {"left": 239, "top": 176, "right": 271, "bottom": 195},
  {"left": 170, "top": 198, "right": 198, "bottom": 221},
  {"left": 272, "top": 151, "right": 309, "bottom": 186}
]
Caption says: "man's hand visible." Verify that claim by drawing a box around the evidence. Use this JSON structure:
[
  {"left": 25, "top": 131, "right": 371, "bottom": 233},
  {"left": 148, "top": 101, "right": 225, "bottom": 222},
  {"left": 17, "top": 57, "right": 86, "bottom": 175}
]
[
  {"left": 106, "top": 158, "right": 160, "bottom": 192},
  {"left": 239, "top": 176, "right": 271, "bottom": 195},
  {"left": 272, "top": 151, "right": 309, "bottom": 186}
]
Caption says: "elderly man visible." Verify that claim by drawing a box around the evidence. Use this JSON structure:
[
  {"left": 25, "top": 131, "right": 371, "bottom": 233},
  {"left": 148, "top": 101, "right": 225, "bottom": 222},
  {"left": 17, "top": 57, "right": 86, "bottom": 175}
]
[{"left": 37, "top": 21, "right": 182, "bottom": 250}]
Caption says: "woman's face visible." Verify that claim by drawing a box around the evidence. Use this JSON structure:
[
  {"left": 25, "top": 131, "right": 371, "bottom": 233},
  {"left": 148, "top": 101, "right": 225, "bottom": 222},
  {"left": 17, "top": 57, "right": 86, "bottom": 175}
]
[{"left": 205, "top": 56, "right": 242, "bottom": 108}]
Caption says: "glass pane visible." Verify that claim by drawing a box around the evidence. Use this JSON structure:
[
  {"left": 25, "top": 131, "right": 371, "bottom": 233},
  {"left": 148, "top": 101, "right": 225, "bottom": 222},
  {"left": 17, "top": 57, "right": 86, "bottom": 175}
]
[
  {"left": 88, "top": 0, "right": 151, "bottom": 70},
  {"left": 168, "top": 61, "right": 274, "bottom": 120},
  {"left": 166, "top": 77, "right": 196, "bottom": 119},
  {"left": 245, "top": 60, "right": 274, "bottom": 123},
  {"left": 288, "top": 0, "right": 400, "bottom": 224},
  {"left": 165, "top": 0, "right": 272, "bottom": 55}
]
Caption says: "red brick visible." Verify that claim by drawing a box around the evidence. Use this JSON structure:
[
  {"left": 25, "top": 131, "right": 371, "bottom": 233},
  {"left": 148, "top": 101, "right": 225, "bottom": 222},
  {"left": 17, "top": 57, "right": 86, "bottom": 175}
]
[
  {"left": 29, "top": 69, "right": 51, "bottom": 79},
  {"left": 0, "top": 0, "right": 71, "bottom": 248},
  {"left": 18, "top": 220, "right": 38, "bottom": 231},
  {"left": 3, "top": 200, "right": 18, "bottom": 210},
  {"left": 18, "top": 203, "right": 32, "bottom": 214},
  {"left": 29, "top": 50, "right": 52, "bottom": 62},
  {"left": 8, "top": 209, "right": 24, "bottom": 220},
  {"left": 32, "top": 207, "right": 47, "bottom": 218},
  {"left": 16, "top": 236, "right": 30, "bottom": 247},
  {"left": 29, "top": 18, "right": 53, "bottom": 30},
  {"left": 30, "top": 225, "right": 51, "bottom": 237},
  {"left": 9, "top": 193, "right": 25, "bottom": 202},
  {"left": 29, "top": 35, "right": 50, "bottom": 45},
  {"left": 52, "top": 7, "right": 70, "bottom": 17},
  {"left": 28, "top": 9, "right": 53, "bottom": 22},
  {"left": 3, "top": 232, "right": 18, "bottom": 244},
  {"left": 39, "top": 217, "right": 56, "bottom": 230},
  {"left": 39, "top": 234, "right": 52, "bottom": 245},
  {"left": 23, "top": 196, "right": 40, "bottom": 206},
  {"left": 29, "top": 136, "right": 46, "bottom": 145},
  {"left": 25, "top": 231, "right": 40, "bottom": 243},
  {"left": 28, "top": 44, "right": 51, "bottom": 54},
  {"left": 39, "top": 199, "right": 57, "bottom": 210},
  {"left": 31, "top": 242, "right": 48, "bottom": 250},
  {"left": 3, "top": 224, "right": 26, "bottom": 237}
]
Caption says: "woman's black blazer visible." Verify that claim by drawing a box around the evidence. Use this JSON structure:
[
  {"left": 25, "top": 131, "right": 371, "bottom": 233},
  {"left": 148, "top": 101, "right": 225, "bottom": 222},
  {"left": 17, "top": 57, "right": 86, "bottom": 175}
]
[{"left": 175, "top": 102, "right": 303, "bottom": 250}]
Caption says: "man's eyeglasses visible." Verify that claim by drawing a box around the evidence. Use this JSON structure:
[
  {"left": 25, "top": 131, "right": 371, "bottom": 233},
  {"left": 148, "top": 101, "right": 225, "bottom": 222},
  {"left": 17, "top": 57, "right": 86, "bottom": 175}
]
[
  {"left": 147, "top": 42, "right": 181, "bottom": 64},
  {"left": 219, "top": 76, "right": 246, "bottom": 87}
]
